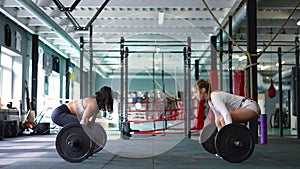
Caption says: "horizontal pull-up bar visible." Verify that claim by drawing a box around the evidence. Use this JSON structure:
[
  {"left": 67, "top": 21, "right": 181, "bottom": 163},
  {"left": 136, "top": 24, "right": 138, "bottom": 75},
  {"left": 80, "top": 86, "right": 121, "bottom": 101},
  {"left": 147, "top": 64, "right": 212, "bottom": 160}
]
[
  {"left": 93, "top": 63, "right": 120, "bottom": 65},
  {"left": 121, "top": 44, "right": 186, "bottom": 47},
  {"left": 92, "top": 50, "right": 186, "bottom": 53},
  {"left": 89, "top": 49, "right": 209, "bottom": 53},
  {"left": 93, "top": 55, "right": 208, "bottom": 59},
  {"left": 83, "top": 40, "right": 211, "bottom": 44}
]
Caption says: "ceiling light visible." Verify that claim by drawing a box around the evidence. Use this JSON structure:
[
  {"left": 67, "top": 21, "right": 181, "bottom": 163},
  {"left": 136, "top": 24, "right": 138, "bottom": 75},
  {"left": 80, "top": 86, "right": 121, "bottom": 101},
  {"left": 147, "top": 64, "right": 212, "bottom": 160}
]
[
  {"left": 258, "top": 64, "right": 271, "bottom": 70},
  {"left": 158, "top": 12, "right": 165, "bottom": 25},
  {"left": 276, "top": 60, "right": 286, "bottom": 66},
  {"left": 156, "top": 47, "right": 161, "bottom": 53},
  {"left": 232, "top": 54, "right": 240, "bottom": 59},
  {"left": 238, "top": 55, "right": 247, "bottom": 61},
  {"left": 74, "top": 27, "right": 89, "bottom": 34}
]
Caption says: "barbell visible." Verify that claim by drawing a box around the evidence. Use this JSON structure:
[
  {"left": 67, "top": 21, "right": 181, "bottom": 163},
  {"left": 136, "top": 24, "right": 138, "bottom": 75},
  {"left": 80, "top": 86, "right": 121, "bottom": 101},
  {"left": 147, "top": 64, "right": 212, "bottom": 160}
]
[
  {"left": 55, "top": 123, "right": 107, "bottom": 163},
  {"left": 200, "top": 123, "right": 255, "bottom": 163}
]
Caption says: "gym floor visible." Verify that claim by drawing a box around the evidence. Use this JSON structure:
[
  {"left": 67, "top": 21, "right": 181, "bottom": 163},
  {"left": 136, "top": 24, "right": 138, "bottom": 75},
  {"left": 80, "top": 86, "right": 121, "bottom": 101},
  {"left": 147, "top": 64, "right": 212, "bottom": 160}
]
[{"left": 0, "top": 128, "right": 299, "bottom": 169}]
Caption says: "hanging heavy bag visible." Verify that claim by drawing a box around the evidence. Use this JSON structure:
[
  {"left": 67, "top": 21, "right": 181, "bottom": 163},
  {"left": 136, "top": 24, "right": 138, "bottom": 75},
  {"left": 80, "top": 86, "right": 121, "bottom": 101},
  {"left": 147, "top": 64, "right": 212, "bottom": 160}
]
[{"left": 268, "top": 78, "right": 276, "bottom": 98}]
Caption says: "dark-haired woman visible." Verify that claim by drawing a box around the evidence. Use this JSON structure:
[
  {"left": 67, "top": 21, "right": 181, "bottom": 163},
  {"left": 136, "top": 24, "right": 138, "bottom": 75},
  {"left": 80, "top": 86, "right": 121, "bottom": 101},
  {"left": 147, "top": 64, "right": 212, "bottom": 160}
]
[{"left": 51, "top": 86, "right": 113, "bottom": 127}]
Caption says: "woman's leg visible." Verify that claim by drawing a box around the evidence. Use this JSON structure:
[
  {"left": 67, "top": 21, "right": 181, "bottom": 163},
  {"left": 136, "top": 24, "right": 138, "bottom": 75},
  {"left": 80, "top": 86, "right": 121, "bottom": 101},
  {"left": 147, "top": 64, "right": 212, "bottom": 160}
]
[
  {"left": 51, "top": 104, "right": 79, "bottom": 127},
  {"left": 231, "top": 100, "right": 259, "bottom": 123},
  {"left": 230, "top": 108, "right": 258, "bottom": 123}
]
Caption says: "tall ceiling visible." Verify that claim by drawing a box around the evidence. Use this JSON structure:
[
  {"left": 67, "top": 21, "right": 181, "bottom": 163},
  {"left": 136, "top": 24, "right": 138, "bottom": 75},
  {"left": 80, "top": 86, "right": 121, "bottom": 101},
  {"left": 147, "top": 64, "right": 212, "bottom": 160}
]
[{"left": 0, "top": 0, "right": 299, "bottom": 80}]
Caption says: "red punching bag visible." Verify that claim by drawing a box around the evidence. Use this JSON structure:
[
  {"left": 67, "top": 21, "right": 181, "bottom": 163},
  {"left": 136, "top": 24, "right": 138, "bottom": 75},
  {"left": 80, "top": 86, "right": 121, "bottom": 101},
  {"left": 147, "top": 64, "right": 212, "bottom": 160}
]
[
  {"left": 268, "top": 78, "right": 276, "bottom": 98},
  {"left": 234, "top": 70, "right": 245, "bottom": 96}
]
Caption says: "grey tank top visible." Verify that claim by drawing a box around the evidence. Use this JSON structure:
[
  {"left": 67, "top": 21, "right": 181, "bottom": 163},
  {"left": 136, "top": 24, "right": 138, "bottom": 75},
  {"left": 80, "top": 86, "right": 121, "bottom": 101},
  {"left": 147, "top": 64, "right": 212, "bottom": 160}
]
[{"left": 76, "top": 98, "right": 100, "bottom": 119}]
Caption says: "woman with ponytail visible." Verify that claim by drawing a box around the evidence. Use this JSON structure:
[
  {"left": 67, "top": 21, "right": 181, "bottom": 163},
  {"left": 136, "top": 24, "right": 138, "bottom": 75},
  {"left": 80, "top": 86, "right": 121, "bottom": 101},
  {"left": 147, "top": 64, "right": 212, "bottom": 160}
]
[{"left": 193, "top": 79, "right": 259, "bottom": 130}]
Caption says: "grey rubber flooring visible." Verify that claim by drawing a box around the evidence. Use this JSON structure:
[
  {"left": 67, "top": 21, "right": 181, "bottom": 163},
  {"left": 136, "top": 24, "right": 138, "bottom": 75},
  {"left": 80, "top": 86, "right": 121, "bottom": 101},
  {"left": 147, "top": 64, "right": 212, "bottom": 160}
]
[{"left": 0, "top": 132, "right": 299, "bottom": 169}]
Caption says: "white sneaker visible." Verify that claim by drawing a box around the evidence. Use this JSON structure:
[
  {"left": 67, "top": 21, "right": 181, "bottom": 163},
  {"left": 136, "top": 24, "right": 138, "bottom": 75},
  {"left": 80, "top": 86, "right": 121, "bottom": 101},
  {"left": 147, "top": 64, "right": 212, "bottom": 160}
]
[{"left": 22, "top": 128, "right": 34, "bottom": 135}]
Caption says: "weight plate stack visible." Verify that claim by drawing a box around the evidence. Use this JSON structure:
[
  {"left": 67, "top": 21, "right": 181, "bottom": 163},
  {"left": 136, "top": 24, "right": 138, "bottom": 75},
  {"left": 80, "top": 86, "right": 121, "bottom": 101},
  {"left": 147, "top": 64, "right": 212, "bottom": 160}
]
[
  {"left": 200, "top": 123, "right": 218, "bottom": 154},
  {"left": 55, "top": 123, "right": 94, "bottom": 163},
  {"left": 215, "top": 123, "right": 255, "bottom": 163},
  {"left": 89, "top": 123, "right": 107, "bottom": 154}
]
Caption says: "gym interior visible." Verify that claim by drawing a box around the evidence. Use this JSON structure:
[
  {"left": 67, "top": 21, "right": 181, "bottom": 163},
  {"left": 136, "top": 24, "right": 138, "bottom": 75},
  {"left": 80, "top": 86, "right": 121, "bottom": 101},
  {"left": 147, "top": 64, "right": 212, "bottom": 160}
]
[{"left": 0, "top": 0, "right": 300, "bottom": 168}]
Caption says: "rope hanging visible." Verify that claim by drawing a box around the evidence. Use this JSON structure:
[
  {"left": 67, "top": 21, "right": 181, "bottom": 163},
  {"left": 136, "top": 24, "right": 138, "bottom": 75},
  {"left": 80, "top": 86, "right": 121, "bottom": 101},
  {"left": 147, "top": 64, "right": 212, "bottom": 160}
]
[{"left": 202, "top": 0, "right": 300, "bottom": 98}]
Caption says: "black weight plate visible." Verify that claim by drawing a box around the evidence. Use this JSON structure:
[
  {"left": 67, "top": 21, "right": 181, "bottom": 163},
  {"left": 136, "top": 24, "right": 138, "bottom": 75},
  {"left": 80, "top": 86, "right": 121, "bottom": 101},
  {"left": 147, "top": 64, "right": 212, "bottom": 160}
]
[
  {"left": 56, "top": 123, "right": 94, "bottom": 163},
  {"left": 215, "top": 123, "right": 255, "bottom": 163},
  {"left": 81, "top": 123, "right": 107, "bottom": 154},
  {"left": 200, "top": 123, "right": 218, "bottom": 154}
]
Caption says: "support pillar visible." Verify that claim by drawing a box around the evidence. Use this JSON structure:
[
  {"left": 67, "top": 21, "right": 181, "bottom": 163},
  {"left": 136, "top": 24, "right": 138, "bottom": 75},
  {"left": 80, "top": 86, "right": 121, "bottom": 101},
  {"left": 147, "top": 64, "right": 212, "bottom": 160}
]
[
  {"left": 80, "top": 36, "right": 84, "bottom": 98},
  {"left": 89, "top": 25, "right": 93, "bottom": 95},
  {"left": 31, "top": 34, "right": 39, "bottom": 112},
  {"left": 65, "top": 58, "right": 70, "bottom": 103},
  {"left": 209, "top": 36, "right": 218, "bottom": 123},
  {"left": 278, "top": 47, "right": 283, "bottom": 137},
  {"left": 219, "top": 30, "right": 224, "bottom": 90},
  {"left": 228, "top": 16, "right": 233, "bottom": 94},
  {"left": 246, "top": 0, "right": 258, "bottom": 143},
  {"left": 185, "top": 37, "right": 192, "bottom": 138},
  {"left": 125, "top": 47, "right": 129, "bottom": 123},
  {"left": 120, "top": 37, "right": 125, "bottom": 131},
  {"left": 183, "top": 47, "right": 187, "bottom": 136},
  {"left": 295, "top": 37, "right": 300, "bottom": 139}
]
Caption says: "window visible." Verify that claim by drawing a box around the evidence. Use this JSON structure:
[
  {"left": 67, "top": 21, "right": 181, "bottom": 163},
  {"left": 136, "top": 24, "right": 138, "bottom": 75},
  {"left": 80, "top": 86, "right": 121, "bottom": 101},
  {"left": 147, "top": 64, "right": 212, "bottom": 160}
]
[
  {"left": 0, "top": 47, "right": 22, "bottom": 108},
  {"left": 0, "top": 52, "right": 13, "bottom": 101}
]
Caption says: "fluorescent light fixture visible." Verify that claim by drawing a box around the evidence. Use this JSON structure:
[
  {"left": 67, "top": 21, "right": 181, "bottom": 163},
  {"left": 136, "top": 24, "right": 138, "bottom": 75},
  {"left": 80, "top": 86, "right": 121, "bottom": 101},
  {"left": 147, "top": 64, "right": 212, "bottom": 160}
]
[
  {"left": 158, "top": 12, "right": 165, "bottom": 25},
  {"left": 74, "top": 30, "right": 90, "bottom": 34},
  {"left": 232, "top": 54, "right": 240, "bottom": 59},
  {"left": 276, "top": 60, "right": 286, "bottom": 67},
  {"left": 258, "top": 64, "right": 271, "bottom": 70},
  {"left": 74, "top": 27, "right": 89, "bottom": 34},
  {"left": 238, "top": 55, "right": 247, "bottom": 61},
  {"left": 297, "top": 20, "right": 300, "bottom": 25},
  {"left": 155, "top": 47, "right": 161, "bottom": 53}
]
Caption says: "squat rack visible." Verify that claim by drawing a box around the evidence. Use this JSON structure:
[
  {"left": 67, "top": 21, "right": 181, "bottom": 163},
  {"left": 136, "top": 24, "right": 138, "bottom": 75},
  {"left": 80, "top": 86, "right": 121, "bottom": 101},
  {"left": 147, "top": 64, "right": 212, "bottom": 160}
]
[{"left": 118, "top": 37, "right": 193, "bottom": 138}]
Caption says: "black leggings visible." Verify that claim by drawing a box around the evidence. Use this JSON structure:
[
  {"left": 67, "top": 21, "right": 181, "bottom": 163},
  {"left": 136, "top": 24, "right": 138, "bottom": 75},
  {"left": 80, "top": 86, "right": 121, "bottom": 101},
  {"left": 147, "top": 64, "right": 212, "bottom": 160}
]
[{"left": 51, "top": 104, "right": 79, "bottom": 127}]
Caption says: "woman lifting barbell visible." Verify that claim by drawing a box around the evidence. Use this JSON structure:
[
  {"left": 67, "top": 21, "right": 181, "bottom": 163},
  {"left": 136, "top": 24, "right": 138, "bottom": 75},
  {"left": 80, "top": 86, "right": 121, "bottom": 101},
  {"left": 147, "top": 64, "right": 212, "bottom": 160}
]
[
  {"left": 51, "top": 86, "right": 114, "bottom": 127},
  {"left": 193, "top": 79, "right": 260, "bottom": 130}
]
